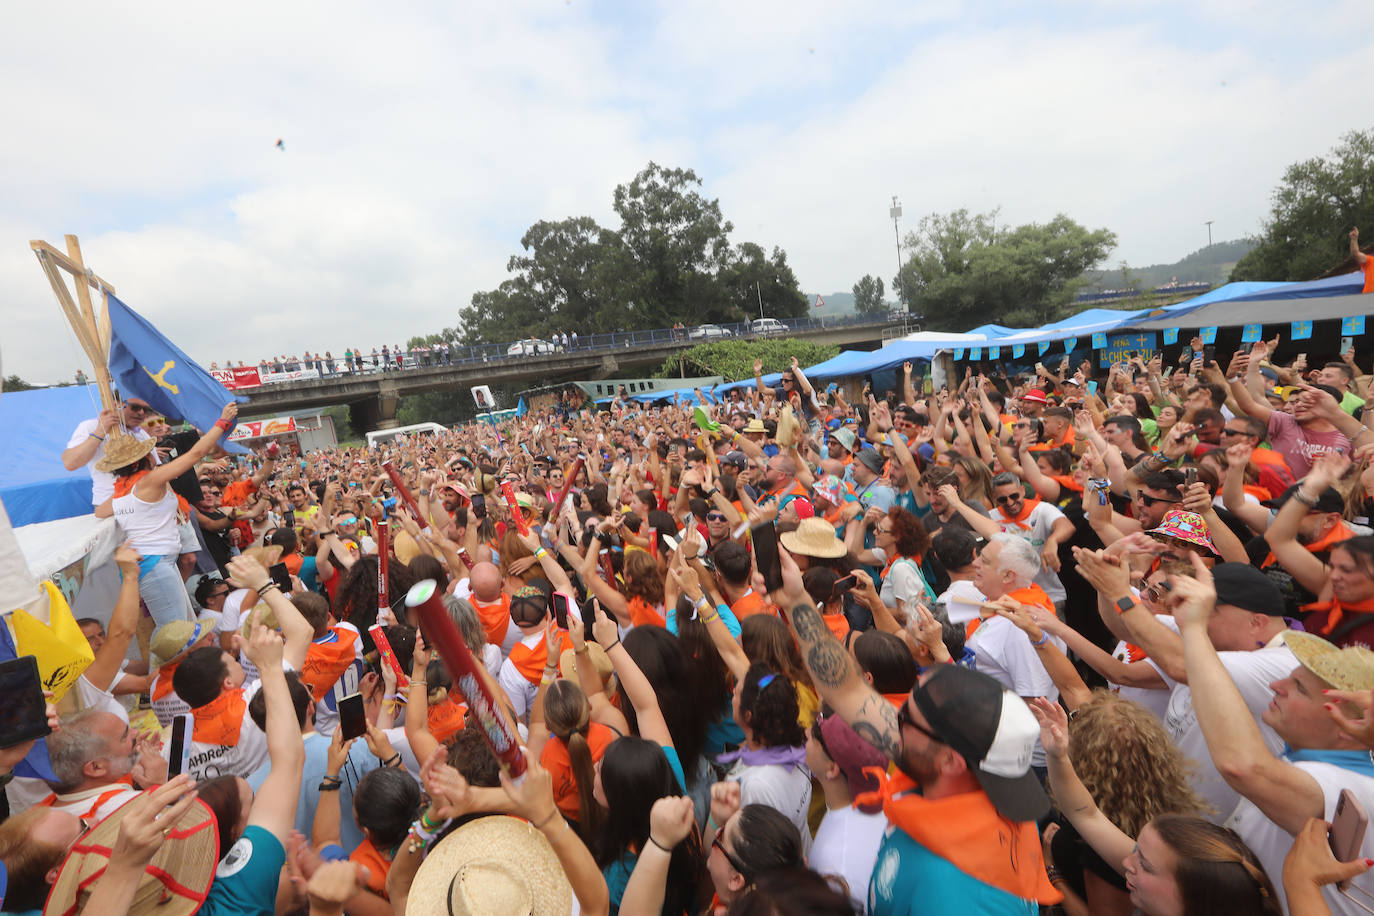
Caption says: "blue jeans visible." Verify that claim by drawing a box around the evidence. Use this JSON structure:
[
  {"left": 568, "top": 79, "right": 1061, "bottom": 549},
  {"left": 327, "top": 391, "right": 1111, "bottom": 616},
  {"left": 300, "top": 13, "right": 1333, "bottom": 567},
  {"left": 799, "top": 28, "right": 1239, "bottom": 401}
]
[{"left": 138, "top": 554, "right": 193, "bottom": 628}]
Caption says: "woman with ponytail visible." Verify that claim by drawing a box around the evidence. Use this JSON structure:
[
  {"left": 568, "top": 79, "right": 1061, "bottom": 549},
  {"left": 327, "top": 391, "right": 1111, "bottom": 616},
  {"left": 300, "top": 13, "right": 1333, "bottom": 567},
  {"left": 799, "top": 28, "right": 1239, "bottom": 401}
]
[{"left": 535, "top": 678, "right": 614, "bottom": 838}]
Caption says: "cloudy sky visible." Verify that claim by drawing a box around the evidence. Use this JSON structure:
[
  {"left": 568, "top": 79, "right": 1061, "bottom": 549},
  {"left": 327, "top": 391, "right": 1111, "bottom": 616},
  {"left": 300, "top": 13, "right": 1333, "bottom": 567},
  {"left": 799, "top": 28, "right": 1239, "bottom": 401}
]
[{"left": 1, "top": 0, "right": 1366, "bottom": 384}]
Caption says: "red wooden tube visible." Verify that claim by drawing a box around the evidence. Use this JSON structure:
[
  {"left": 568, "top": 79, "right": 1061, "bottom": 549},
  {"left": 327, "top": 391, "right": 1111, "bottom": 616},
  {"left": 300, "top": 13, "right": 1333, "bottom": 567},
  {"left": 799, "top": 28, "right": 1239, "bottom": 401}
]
[
  {"left": 500, "top": 479, "right": 529, "bottom": 536},
  {"left": 406, "top": 579, "right": 526, "bottom": 777},
  {"left": 548, "top": 455, "right": 584, "bottom": 520},
  {"left": 376, "top": 520, "right": 390, "bottom": 622},
  {"left": 381, "top": 461, "right": 430, "bottom": 533}
]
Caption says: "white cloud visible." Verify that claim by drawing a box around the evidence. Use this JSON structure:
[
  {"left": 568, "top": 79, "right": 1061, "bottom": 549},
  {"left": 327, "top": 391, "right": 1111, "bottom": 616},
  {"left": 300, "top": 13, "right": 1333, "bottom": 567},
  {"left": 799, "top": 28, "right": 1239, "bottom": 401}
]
[{"left": 0, "top": 0, "right": 1366, "bottom": 384}]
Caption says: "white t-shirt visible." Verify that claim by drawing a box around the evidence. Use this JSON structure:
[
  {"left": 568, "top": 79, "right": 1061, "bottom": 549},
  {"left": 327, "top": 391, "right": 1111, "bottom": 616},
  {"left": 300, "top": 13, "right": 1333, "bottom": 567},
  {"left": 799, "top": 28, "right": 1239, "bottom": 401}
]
[
  {"left": 730, "top": 760, "right": 814, "bottom": 856},
  {"left": 937, "top": 580, "right": 987, "bottom": 625},
  {"left": 871, "top": 549, "right": 933, "bottom": 609},
  {"left": 1158, "top": 629, "right": 1297, "bottom": 821},
  {"left": 182, "top": 678, "right": 270, "bottom": 781},
  {"left": 498, "top": 631, "right": 545, "bottom": 722},
  {"left": 810, "top": 805, "right": 887, "bottom": 914},
  {"left": 967, "top": 614, "right": 1063, "bottom": 766},
  {"left": 67, "top": 419, "right": 154, "bottom": 505},
  {"left": 994, "top": 502, "right": 1068, "bottom": 603},
  {"left": 74, "top": 669, "right": 133, "bottom": 723},
  {"left": 1227, "top": 762, "right": 1374, "bottom": 916},
  {"left": 1107, "top": 638, "right": 1172, "bottom": 722}
]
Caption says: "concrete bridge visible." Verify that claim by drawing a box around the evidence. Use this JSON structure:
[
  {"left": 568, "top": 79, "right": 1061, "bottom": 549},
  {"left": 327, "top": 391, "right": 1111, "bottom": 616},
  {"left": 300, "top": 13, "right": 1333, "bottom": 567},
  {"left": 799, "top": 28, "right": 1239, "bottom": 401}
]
[{"left": 241, "top": 314, "right": 915, "bottom": 429}]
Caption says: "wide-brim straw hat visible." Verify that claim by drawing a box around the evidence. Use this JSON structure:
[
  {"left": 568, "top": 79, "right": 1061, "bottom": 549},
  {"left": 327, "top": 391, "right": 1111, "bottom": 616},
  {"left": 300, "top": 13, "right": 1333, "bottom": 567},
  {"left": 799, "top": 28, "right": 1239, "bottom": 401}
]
[
  {"left": 742, "top": 418, "right": 767, "bottom": 435},
  {"left": 406, "top": 815, "right": 572, "bottom": 916},
  {"left": 779, "top": 516, "right": 848, "bottom": 559},
  {"left": 559, "top": 643, "right": 614, "bottom": 690},
  {"left": 775, "top": 404, "right": 800, "bottom": 448},
  {"left": 44, "top": 794, "right": 219, "bottom": 916},
  {"left": 1286, "top": 631, "right": 1374, "bottom": 692},
  {"left": 94, "top": 431, "right": 156, "bottom": 473}
]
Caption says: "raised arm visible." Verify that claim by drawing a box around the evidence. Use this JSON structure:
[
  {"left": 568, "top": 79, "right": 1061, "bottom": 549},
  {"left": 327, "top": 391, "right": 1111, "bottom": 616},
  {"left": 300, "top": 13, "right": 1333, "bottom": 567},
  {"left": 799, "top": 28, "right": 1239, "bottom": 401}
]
[
  {"left": 242, "top": 618, "right": 305, "bottom": 843},
  {"left": 226, "top": 554, "right": 315, "bottom": 670},
  {"left": 1264, "top": 454, "right": 1350, "bottom": 595},
  {"left": 592, "top": 605, "right": 672, "bottom": 747},
  {"left": 83, "top": 547, "right": 145, "bottom": 694},
  {"left": 137, "top": 404, "right": 239, "bottom": 494}
]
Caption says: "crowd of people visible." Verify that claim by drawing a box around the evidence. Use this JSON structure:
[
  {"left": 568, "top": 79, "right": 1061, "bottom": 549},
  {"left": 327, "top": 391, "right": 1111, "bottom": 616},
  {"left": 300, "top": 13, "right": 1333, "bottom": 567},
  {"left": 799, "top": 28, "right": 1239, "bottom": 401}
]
[{"left": 6, "top": 335, "right": 1374, "bottom": 915}]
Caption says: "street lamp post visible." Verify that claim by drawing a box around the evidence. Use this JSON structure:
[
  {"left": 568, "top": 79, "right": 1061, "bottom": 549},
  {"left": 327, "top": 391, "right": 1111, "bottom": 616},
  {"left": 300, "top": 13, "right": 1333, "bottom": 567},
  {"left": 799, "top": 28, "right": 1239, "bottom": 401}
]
[
  {"left": 1205, "top": 220, "right": 1213, "bottom": 249},
  {"left": 890, "top": 196, "right": 903, "bottom": 313}
]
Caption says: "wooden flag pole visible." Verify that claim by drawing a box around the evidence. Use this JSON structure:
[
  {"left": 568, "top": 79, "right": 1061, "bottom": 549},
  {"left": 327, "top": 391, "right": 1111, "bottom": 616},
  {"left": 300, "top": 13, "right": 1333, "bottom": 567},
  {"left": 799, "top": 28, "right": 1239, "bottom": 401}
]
[{"left": 30, "top": 235, "right": 117, "bottom": 410}]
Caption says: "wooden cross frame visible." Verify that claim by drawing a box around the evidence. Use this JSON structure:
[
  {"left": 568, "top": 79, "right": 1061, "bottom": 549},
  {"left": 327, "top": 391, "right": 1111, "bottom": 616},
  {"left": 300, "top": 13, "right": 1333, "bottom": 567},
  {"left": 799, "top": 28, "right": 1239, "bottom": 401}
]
[{"left": 30, "top": 234, "right": 117, "bottom": 410}]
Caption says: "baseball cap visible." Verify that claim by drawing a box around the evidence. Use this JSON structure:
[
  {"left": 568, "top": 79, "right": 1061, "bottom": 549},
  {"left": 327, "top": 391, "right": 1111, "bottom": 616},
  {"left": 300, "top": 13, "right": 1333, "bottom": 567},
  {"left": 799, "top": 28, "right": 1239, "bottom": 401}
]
[
  {"left": 791, "top": 498, "right": 815, "bottom": 520},
  {"left": 914, "top": 665, "right": 1050, "bottom": 822},
  {"left": 1020, "top": 389, "right": 1048, "bottom": 404},
  {"left": 817, "top": 713, "right": 889, "bottom": 814},
  {"left": 1262, "top": 483, "right": 1345, "bottom": 515},
  {"left": 721, "top": 451, "right": 748, "bottom": 471},
  {"left": 1212, "top": 562, "right": 1286, "bottom": 617}
]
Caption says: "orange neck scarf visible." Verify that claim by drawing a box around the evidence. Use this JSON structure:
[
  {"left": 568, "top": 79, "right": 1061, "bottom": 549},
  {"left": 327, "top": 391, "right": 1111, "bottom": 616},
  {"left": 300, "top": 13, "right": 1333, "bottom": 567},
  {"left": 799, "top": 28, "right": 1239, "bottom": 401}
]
[
  {"left": 152, "top": 662, "right": 180, "bottom": 702},
  {"left": 854, "top": 769, "right": 1061, "bottom": 905},
  {"left": 301, "top": 628, "right": 359, "bottom": 701},
  {"left": 967, "top": 584, "right": 1053, "bottom": 640},
  {"left": 1263, "top": 521, "right": 1353, "bottom": 569},
  {"left": 427, "top": 696, "right": 468, "bottom": 743},
  {"left": 1303, "top": 594, "right": 1374, "bottom": 638},
  {"left": 192, "top": 688, "right": 247, "bottom": 745},
  {"left": 997, "top": 496, "right": 1042, "bottom": 531},
  {"left": 628, "top": 595, "right": 666, "bottom": 628}
]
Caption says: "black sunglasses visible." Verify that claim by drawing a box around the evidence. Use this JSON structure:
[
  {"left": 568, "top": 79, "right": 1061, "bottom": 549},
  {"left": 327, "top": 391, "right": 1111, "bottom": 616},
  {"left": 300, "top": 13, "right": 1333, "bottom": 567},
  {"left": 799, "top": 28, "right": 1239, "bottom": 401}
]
[
  {"left": 1137, "top": 493, "right": 1180, "bottom": 507},
  {"left": 124, "top": 403, "right": 152, "bottom": 414},
  {"left": 706, "top": 512, "right": 727, "bottom": 521},
  {"left": 713, "top": 827, "right": 751, "bottom": 879},
  {"left": 994, "top": 494, "right": 1022, "bottom": 506},
  {"left": 897, "top": 700, "right": 944, "bottom": 746}
]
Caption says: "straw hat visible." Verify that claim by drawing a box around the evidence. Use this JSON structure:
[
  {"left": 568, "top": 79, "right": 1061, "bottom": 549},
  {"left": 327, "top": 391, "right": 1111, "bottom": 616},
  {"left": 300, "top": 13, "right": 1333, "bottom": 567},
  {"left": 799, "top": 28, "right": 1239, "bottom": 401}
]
[
  {"left": 775, "top": 404, "right": 800, "bottom": 448},
  {"left": 93, "top": 431, "right": 156, "bottom": 473},
  {"left": 780, "top": 517, "right": 847, "bottom": 559},
  {"left": 406, "top": 815, "right": 572, "bottom": 916},
  {"left": 1286, "top": 631, "right": 1374, "bottom": 692},
  {"left": 742, "top": 418, "right": 767, "bottom": 435},
  {"left": 559, "top": 643, "right": 615, "bottom": 691},
  {"left": 150, "top": 614, "right": 220, "bottom": 668},
  {"left": 44, "top": 794, "right": 219, "bottom": 916}
]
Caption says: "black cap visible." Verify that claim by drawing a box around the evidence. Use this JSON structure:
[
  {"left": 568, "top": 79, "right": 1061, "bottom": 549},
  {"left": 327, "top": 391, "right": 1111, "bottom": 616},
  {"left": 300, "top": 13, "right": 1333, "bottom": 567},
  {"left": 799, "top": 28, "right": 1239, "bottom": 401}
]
[
  {"left": 1212, "top": 562, "right": 1286, "bottom": 617},
  {"left": 1262, "top": 483, "right": 1344, "bottom": 515},
  {"left": 913, "top": 666, "right": 1050, "bottom": 822},
  {"left": 856, "top": 448, "right": 886, "bottom": 474},
  {"left": 721, "top": 451, "right": 748, "bottom": 470}
]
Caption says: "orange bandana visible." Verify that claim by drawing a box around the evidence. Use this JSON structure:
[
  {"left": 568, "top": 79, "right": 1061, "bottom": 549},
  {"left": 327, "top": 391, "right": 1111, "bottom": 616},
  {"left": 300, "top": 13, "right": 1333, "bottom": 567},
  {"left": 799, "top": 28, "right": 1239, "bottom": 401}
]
[
  {"left": 300, "top": 627, "right": 359, "bottom": 701},
  {"left": 854, "top": 769, "right": 1062, "bottom": 905},
  {"left": 997, "top": 496, "right": 1042, "bottom": 531},
  {"left": 152, "top": 663, "right": 179, "bottom": 702},
  {"left": 427, "top": 696, "right": 468, "bottom": 743},
  {"left": 966, "top": 584, "right": 1053, "bottom": 640},
  {"left": 113, "top": 469, "right": 190, "bottom": 516},
  {"left": 1262, "top": 522, "right": 1353, "bottom": 569},
  {"left": 192, "top": 688, "right": 247, "bottom": 746},
  {"left": 628, "top": 596, "right": 666, "bottom": 629},
  {"left": 1303, "top": 594, "right": 1374, "bottom": 638}
]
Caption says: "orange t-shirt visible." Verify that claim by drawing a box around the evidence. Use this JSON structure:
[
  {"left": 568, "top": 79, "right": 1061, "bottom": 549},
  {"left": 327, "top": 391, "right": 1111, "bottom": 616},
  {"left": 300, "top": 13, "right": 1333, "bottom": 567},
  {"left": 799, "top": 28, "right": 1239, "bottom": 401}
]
[
  {"left": 1363, "top": 257, "right": 1374, "bottom": 294},
  {"left": 221, "top": 479, "right": 259, "bottom": 545},
  {"left": 823, "top": 612, "right": 850, "bottom": 642},
  {"left": 349, "top": 837, "right": 391, "bottom": 897},
  {"left": 731, "top": 589, "right": 775, "bottom": 620},
  {"left": 541, "top": 721, "right": 617, "bottom": 819}
]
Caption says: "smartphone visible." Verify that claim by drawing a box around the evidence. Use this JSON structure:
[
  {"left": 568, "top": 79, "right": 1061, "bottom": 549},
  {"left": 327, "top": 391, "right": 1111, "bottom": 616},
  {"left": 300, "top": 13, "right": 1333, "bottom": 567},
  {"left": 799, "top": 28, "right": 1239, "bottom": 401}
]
[
  {"left": 551, "top": 592, "right": 571, "bottom": 630},
  {"left": 283, "top": 509, "right": 296, "bottom": 528},
  {"left": 1342, "top": 336, "right": 1354, "bottom": 354},
  {"left": 268, "top": 562, "right": 292, "bottom": 593},
  {"left": 1298, "top": 352, "right": 1308, "bottom": 363},
  {"left": 471, "top": 493, "right": 487, "bottom": 519},
  {"left": 0, "top": 656, "right": 50, "bottom": 749},
  {"left": 1180, "top": 347, "right": 1194, "bottom": 362},
  {"left": 832, "top": 574, "right": 857, "bottom": 595},
  {"left": 1184, "top": 466, "right": 1198, "bottom": 487},
  {"left": 1239, "top": 341, "right": 1254, "bottom": 355},
  {"left": 338, "top": 692, "right": 367, "bottom": 740},
  {"left": 751, "top": 521, "right": 784, "bottom": 594},
  {"left": 167, "top": 713, "right": 193, "bottom": 778},
  {"left": 1330, "top": 789, "right": 1369, "bottom": 888},
  {"left": 1202, "top": 344, "right": 1216, "bottom": 365}
]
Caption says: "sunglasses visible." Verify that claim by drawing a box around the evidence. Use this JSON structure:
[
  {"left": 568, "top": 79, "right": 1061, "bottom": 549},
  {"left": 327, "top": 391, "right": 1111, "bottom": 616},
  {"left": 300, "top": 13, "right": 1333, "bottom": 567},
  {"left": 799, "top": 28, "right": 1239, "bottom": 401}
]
[
  {"left": 706, "top": 512, "right": 727, "bottom": 522},
  {"left": 125, "top": 403, "right": 152, "bottom": 415},
  {"left": 1136, "top": 493, "right": 1180, "bottom": 507},
  {"left": 712, "top": 826, "right": 751, "bottom": 879},
  {"left": 897, "top": 700, "right": 944, "bottom": 746},
  {"left": 1220, "top": 428, "right": 1252, "bottom": 437},
  {"left": 1134, "top": 580, "right": 1164, "bottom": 603},
  {"left": 994, "top": 494, "right": 1022, "bottom": 506}
]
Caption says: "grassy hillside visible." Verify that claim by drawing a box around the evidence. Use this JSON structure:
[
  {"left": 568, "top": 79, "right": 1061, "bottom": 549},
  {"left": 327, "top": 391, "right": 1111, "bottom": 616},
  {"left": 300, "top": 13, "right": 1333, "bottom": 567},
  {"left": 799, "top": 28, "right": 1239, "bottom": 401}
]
[{"left": 1086, "top": 239, "right": 1255, "bottom": 291}]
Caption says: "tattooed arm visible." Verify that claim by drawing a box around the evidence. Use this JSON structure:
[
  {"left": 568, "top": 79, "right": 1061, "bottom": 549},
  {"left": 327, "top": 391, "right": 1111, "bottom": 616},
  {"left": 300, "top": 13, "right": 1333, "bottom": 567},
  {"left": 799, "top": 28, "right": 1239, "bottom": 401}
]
[{"left": 773, "top": 547, "right": 903, "bottom": 764}]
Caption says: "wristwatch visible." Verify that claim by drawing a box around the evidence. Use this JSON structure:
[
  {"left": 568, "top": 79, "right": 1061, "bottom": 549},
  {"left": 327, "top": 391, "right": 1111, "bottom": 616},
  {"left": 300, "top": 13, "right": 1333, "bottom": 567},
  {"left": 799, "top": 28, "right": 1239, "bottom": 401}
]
[{"left": 1114, "top": 596, "right": 1136, "bottom": 615}]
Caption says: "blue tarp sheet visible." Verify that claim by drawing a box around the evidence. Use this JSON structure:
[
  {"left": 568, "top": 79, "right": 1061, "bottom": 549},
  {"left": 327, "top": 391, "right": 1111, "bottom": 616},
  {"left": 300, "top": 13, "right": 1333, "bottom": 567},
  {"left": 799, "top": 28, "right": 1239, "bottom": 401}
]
[{"left": 0, "top": 385, "right": 102, "bottom": 526}]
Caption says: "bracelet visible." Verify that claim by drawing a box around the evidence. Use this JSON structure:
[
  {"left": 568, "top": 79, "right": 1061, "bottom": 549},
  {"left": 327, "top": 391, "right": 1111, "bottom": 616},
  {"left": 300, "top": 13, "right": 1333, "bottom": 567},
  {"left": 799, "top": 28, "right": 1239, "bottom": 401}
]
[
  {"left": 214, "top": 418, "right": 232, "bottom": 431},
  {"left": 258, "top": 581, "right": 281, "bottom": 594},
  {"left": 532, "top": 809, "right": 562, "bottom": 830},
  {"left": 89, "top": 433, "right": 105, "bottom": 441},
  {"left": 648, "top": 835, "right": 673, "bottom": 853},
  {"left": 604, "top": 638, "right": 621, "bottom": 652},
  {"left": 318, "top": 781, "right": 342, "bottom": 792},
  {"left": 1046, "top": 867, "right": 1063, "bottom": 885},
  {"left": 701, "top": 613, "right": 719, "bottom": 624},
  {"left": 1293, "top": 488, "right": 1319, "bottom": 508},
  {"left": 1030, "top": 632, "right": 1049, "bottom": 647},
  {"left": 321, "top": 774, "right": 342, "bottom": 785},
  {"left": 379, "top": 752, "right": 402, "bottom": 768},
  {"left": 706, "top": 487, "right": 720, "bottom": 497},
  {"left": 574, "top": 644, "right": 589, "bottom": 654},
  {"left": 534, "top": 547, "right": 549, "bottom": 560}
]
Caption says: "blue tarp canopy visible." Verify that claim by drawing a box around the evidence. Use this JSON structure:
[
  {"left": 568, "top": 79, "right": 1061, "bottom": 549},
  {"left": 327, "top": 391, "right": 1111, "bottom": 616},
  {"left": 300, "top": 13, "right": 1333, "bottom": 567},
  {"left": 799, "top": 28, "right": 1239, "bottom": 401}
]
[{"left": 0, "top": 385, "right": 103, "bottom": 526}]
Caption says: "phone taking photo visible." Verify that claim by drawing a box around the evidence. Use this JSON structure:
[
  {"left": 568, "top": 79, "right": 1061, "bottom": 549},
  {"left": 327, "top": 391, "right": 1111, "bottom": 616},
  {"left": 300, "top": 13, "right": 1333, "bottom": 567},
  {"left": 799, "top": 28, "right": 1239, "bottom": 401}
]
[
  {"left": 1330, "top": 789, "right": 1369, "bottom": 890},
  {"left": 0, "top": 656, "right": 50, "bottom": 750},
  {"left": 167, "top": 713, "right": 193, "bottom": 778},
  {"left": 832, "top": 574, "right": 857, "bottom": 595},
  {"left": 338, "top": 692, "right": 367, "bottom": 741},
  {"left": 268, "top": 562, "right": 292, "bottom": 593},
  {"left": 551, "top": 592, "right": 571, "bottom": 630},
  {"left": 751, "top": 522, "right": 784, "bottom": 594}
]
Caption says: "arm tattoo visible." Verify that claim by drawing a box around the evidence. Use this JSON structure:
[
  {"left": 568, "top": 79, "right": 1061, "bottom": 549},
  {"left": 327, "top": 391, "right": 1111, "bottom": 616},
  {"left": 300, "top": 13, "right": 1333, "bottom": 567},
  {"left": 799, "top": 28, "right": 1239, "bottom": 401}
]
[
  {"left": 790, "top": 601, "right": 827, "bottom": 644},
  {"left": 851, "top": 697, "right": 902, "bottom": 762},
  {"left": 807, "top": 640, "right": 853, "bottom": 688}
]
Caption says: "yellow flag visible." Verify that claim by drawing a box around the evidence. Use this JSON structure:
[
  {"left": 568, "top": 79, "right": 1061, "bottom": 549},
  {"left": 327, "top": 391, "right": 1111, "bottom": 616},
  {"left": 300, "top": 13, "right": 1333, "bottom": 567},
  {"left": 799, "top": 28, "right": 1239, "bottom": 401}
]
[{"left": 10, "top": 581, "right": 94, "bottom": 701}]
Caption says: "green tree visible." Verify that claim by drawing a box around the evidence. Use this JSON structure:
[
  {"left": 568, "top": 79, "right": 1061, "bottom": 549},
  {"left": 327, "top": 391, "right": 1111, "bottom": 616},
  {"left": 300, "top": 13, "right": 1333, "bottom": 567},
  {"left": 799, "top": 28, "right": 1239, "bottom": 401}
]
[
  {"left": 3, "top": 374, "right": 37, "bottom": 392},
  {"left": 657, "top": 338, "right": 840, "bottom": 382},
  {"left": 895, "top": 209, "right": 1115, "bottom": 330},
  {"left": 1231, "top": 129, "right": 1374, "bottom": 281},
  {"left": 852, "top": 274, "right": 887, "bottom": 314},
  {"left": 452, "top": 162, "right": 806, "bottom": 344}
]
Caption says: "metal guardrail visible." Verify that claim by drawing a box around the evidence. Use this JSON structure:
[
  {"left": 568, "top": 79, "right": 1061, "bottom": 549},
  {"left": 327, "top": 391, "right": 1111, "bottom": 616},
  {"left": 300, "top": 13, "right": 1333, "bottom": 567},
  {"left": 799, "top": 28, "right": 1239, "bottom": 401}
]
[{"left": 251, "top": 312, "right": 913, "bottom": 385}]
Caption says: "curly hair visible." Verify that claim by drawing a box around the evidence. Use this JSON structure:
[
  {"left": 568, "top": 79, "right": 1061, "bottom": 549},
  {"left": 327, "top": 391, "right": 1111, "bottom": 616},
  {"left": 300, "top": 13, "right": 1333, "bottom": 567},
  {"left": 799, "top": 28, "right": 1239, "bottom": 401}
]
[
  {"left": 739, "top": 664, "right": 804, "bottom": 749},
  {"left": 1067, "top": 691, "right": 1210, "bottom": 835},
  {"left": 886, "top": 506, "right": 931, "bottom": 559},
  {"left": 333, "top": 556, "right": 415, "bottom": 644}
]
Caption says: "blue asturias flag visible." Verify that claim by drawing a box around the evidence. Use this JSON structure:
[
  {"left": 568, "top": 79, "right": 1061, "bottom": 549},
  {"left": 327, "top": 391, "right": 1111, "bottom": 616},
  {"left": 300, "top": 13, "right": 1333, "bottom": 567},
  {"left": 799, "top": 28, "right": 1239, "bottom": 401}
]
[{"left": 106, "top": 294, "right": 247, "bottom": 451}]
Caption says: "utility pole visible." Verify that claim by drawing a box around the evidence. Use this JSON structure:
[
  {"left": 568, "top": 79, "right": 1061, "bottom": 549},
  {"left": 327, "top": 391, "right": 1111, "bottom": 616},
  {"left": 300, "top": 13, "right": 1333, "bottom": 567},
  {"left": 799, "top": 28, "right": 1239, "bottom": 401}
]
[
  {"left": 756, "top": 281, "right": 765, "bottom": 321},
  {"left": 890, "top": 196, "right": 904, "bottom": 313},
  {"left": 1205, "top": 220, "right": 1213, "bottom": 249}
]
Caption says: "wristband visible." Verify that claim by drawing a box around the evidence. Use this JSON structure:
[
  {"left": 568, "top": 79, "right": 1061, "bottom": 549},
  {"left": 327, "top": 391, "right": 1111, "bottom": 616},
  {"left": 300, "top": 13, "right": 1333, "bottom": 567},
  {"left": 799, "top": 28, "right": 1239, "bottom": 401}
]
[
  {"left": 214, "top": 418, "right": 232, "bottom": 431},
  {"left": 1030, "top": 632, "right": 1049, "bottom": 647},
  {"left": 257, "top": 581, "right": 281, "bottom": 594},
  {"left": 604, "top": 638, "right": 621, "bottom": 652},
  {"left": 532, "top": 809, "right": 562, "bottom": 830},
  {"left": 1114, "top": 596, "right": 1136, "bottom": 615},
  {"left": 1293, "top": 488, "right": 1319, "bottom": 508},
  {"left": 89, "top": 433, "right": 105, "bottom": 441},
  {"left": 318, "top": 781, "right": 342, "bottom": 792},
  {"left": 380, "top": 752, "right": 402, "bottom": 768},
  {"left": 533, "top": 547, "right": 549, "bottom": 560},
  {"left": 648, "top": 835, "right": 674, "bottom": 853}
]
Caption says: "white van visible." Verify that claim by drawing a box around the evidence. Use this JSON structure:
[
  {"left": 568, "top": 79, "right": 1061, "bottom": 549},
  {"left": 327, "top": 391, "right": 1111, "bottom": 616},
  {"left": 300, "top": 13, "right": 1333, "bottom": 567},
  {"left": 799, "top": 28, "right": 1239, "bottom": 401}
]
[
  {"left": 749, "top": 318, "right": 787, "bottom": 336},
  {"left": 366, "top": 421, "right": 447, "bottom": 449}
]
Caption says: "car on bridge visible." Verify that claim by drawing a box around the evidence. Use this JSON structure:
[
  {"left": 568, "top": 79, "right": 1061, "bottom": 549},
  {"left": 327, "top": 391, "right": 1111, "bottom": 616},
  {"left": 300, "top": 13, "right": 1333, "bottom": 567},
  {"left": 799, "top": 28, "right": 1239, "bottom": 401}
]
[
  {"left": 688, "top": 324, "right": 733, "bottom": 340},
  {"left": 507, "top": 338, "right": 557, "bottom": 356},
  {"left": 748, "top": 317, "right": 786, "bottom": 336}
]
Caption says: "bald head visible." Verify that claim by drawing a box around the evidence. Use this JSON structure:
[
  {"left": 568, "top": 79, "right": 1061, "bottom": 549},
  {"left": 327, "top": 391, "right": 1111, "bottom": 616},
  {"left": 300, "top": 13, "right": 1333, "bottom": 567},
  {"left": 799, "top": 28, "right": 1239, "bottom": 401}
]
[{"left": 469, "top": 562, "right": 503, "bottom": 602}]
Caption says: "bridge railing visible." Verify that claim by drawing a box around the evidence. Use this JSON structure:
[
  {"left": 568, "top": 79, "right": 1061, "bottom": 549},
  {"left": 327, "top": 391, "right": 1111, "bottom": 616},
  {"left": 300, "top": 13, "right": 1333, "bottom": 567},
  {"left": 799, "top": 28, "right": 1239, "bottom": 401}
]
[{"left": 245, "top": 311, "right": 913, "bottom": 389}]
